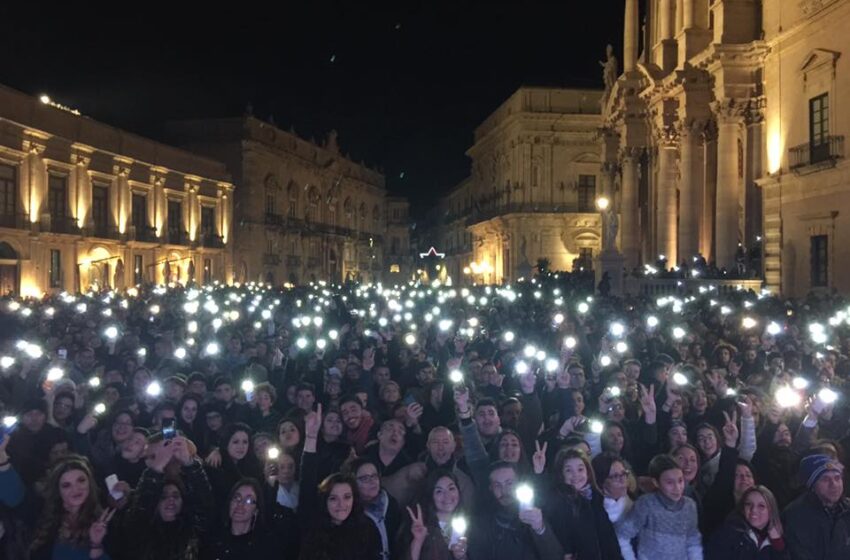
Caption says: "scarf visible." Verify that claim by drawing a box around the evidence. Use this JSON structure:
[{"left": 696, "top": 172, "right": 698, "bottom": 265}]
[
  {"left": 603, "top": 494, "right": 634, "bottom": 523},
  {"left": 276, "top": 482, "right": 299, "bottom": 510},
  {"left": 347, "top": 412, "right": 375, "bottom": 455},
  {"left": 577, "top": 484, "right": 593, "bottom": 500},
  {"left": 363, "top": 489, "right": 390, "bottom": 560}
]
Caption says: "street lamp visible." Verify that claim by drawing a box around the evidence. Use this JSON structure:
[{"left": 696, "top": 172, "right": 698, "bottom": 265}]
[{"left": 595, "top": 196, "right": 610, "bottom": 211}]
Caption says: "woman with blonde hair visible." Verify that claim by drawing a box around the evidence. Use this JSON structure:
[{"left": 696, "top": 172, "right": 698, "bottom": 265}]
[{"left": 706, "top": 485, "right": 789, "bottom": 559}]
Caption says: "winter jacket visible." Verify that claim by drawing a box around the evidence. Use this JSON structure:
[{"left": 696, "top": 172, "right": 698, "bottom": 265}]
[
  {"left": 543, "top": 486, "right": 623, "bottom": 560},
  {"left": 706, "top": 515, "right": 790, "bottom": 560},
  {"left": 782, "top": 491, "right": 850, "bottom": 560}
]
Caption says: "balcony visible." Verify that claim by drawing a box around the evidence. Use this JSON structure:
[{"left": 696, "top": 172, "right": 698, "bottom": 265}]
[
  {"left": 286, "top": 255, "right": 301, "bottom": 267},
  {"left": 130, "top": 225, "right": 159, "bottom": 243},
  {"left": 0, "top": 213, "right": 27, "bottom": 230},
  {"left": 466, "top": 202, "right": 587, "bottom": 226},
  {"left": 166, "top": 229, "right": 189, "bottom": 246},
  {"left": 265, "top": 213, "right": 285, "bottom": 226},
  {"left": 789, "top": 136, "right": 844, "bottom": 175},
  {"left": 201, "top": 233, "right": 224, "bottom": 248},
  {"left": 263, "top": 253, "right": 281, "bottom": 266},
  {"left": 45, "top": 215, "right": 80, "bottom": 235},
  {"left": 634, "top": 278, "right": 763, "bottom": 297},
  {"left": 90, "top": 224, "right": 120, "bottom": 240}
]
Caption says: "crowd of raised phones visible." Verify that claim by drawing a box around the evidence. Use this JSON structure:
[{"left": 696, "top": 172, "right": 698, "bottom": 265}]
[{"left": 0, "top": 274, "right": 849, "bottom": 560}]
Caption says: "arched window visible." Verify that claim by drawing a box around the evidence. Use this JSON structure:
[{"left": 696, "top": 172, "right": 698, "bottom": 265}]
[{"left": 287, "top": 181, "right": 299, "bottom": 218}]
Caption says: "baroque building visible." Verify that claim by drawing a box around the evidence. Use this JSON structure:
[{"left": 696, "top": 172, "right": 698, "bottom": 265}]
[
  {"left": 423, "top": 87, "right": 604, "bottom": 284},
  {"left": 603, "top": 0, "right": 850, "bottom": 296},
  {"left": 164, "top": 118, "right": 404, "bottom": 285},
  {"left": 0, "top": 84, "right": 233, "bottom": 297}
]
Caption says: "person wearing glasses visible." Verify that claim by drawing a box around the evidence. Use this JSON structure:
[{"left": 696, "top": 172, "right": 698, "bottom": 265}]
[
  {"left": 345, "top": 457, "right": 402, "bottom": 560},
  {"left": 592, "top": 453, "right": 635, "bottom": 524},
  {"left": 201, "top": 478, "right": 276, "bottom": 560}
]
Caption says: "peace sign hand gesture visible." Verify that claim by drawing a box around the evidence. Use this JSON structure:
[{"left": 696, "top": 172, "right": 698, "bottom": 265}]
[
  {"left": 407, "top": 504, "right": 428, "bottom": 543},
  {"left": 89, "top": 507, "right": 115, "bottom": 547},
  {"left": 532, "top": 441, "right": 548, "bottom": 474},
  {"left": 722, "top": 410, "right": 739, "bottom": 448}
]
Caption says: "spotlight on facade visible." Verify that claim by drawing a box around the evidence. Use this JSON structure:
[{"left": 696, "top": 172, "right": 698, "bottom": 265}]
[{"left": 595, "top": 196, "right": 610, "bottom": 211}]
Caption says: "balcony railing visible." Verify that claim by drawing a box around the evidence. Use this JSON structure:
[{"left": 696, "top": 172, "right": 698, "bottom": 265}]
[
  {"left": 90, "top": 225, "right": 121, "bottom": 240},
  {"left": 129, "top": 225, "right": 159, "bottom": 243},
  {"left": 45, "top": 215, "right": 80, "bottom": 235},
  {"left": 263, "top": 253, "right": 281, "bottom": 266},
  {"left": 201, "top": 233, "right": 225, "bottom": 248},
  {"left": 0, "top": 213, "right": 27, "bottom": 230},
  {"left": 789, "top": 135, "right": 844, "bottom": 173},
  {"left": 166, "top": 229, "right": 189, "bottom": 246},
  {"left": 265, "top": 213, "right": 285, "bottom": 226},
  {"left": 286, "top": 255, "right": 302, "bottom": 267},
  {"left": 634, "top": 278, "right": 763, "bottom": 297},
  {"left": 466, "top": 203, "right": 591, "bottom": 226}
]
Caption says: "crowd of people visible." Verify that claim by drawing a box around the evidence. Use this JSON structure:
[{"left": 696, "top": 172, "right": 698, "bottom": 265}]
[{"left": 0, "top": 273, "right": 849, "bottom": 559}]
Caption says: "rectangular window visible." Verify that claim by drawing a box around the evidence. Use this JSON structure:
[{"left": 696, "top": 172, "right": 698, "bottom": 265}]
[
  {"left": 132, "top": 193, "right": 147, "bottom": 232},
  {"left": 48, "top": 175, "right": 68, "bottom": 218},
  {"left": 201, "top": 206, "right": 215, "bottom": 236},
  {"left": 811, "top": 235, "right": 828, "bottom": 288},
  {"left": 91, "top": 185, "right": 109, "bottom": 235},
  {"left": 390, "top": 264, "right": 400, "bottom": 273},
  {"left": 167, "top": 199, "right": 182, "bottom": 242},
  {"left": 810, "top": 93, "right": 830, "bottom": 164},
  {"left": 0, "top": 164, "right": 16, "bottom": 219},
  {"left": 49, "top": 249, "right": 61, "bottom": 288},
  {"left": 133, "top": 255, "right": 143, "bottom": 285},
  {"left": 577, "top": 175, "right": 596, "bottom": 212},
  {"left": 203, "top": 258, "right": 212, "bottom": 284},
  {"left": 265, "top": 193, "right": 275, "bottom": 215}
]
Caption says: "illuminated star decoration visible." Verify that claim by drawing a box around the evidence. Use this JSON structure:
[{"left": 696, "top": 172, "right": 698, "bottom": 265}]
[{"left": 419, "top": 247, "right": 446, "bottom": 259}]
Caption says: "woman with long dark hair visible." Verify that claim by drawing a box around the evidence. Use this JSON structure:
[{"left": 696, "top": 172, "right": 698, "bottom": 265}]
[
  {"left": 122, "top": 435, "right": 214, "bottom": 560},
  {"left": 298, "top": 404, "right": 381, "bottom": 560},
  {"left": 543, "top": 448, "right": 622, "bottom": 560},
  {"left": 206, "top": 422, "right": 264, "bottom": 508},
  {"left": 176, "top": 394, "right": 205, "bottom": 452},
  {"left": 29, "top": 456, "right": 116, "bottom": 560},
  {"left": 402, "top": 468, "right": 468, "bottom": 560},
  {"left": 200, "top": 478, "right": 275, "bottom": 560}
]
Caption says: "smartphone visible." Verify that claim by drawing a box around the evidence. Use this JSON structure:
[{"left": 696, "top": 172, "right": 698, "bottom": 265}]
[
  {"left": 105, "top": 474, "right": 124, "bottom": 500},
  {"left": 402, "top": 394, "right": 418, "bottom": 407},
  {"left": 162, "top": 418, "right": 177, "bottom": 440},
  {"left": 57, "top": 348, "right": 68, "bottom": 360},
  {"left": 0, "top": 417, "right": 18, "bottom": 445}
]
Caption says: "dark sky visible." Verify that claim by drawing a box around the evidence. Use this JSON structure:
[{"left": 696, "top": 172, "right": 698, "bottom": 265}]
[{"left": 0, "top": 1, "right": 625, "bottom": 214}]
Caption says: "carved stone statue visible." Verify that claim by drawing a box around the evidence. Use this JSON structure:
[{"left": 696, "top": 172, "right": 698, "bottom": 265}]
[
  {"left": 326, "top": 130, "right": 339, "bottom": 153},
  {"left": 599, "top": 44, "right": 619, "bottom": 100}
]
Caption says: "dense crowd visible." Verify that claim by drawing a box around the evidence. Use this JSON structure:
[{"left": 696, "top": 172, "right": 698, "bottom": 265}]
[{"left": 0, "top": 273, "right": 849, "bottom": 560}]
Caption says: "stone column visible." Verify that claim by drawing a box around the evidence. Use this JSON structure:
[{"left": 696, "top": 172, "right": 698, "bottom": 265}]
[
  {"left": 683, "top": 0, "right": 695, "bottom": 29},
  {"left": 678, "top": 121, "right": 703, "bottom": 262},
  {"left": 712, "top": 99, "right": 745, "bottom": 270},
  {"left": 624, "top": 0, "right": 639, "bottom": 72},
  {"left": 620, "top": 149, "right": 641, "bottom": 270},
  {"left": 701, "top": 122, "right": 718, "bottom": 261},
  {"left": 659, "top": 0, "right": 674, "bottom": 39},
  {"left": 744, "top": 100, "right": 765, "bottom": 254},
  {"left": 656, "top": 130, "right": 679, "bottom": 265}
]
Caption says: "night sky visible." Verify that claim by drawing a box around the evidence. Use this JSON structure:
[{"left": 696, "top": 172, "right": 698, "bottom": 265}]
[{"left": 0, "top": 2, "right": 625, "bottom": 214}]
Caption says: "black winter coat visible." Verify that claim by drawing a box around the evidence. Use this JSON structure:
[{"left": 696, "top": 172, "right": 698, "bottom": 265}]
[
  {"left": 706, "top": 516, "right": 790, "bottom": 560},
  {"left": 543, "top": 486, "right": 623, "bottom": 560},
  {"left": 782, "top": 492, "right": 850, "bottom": 560}
]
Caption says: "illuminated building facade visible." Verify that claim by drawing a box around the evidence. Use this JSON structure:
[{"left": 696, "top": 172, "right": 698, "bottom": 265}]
[
  {"left": 164, "top": 117, "right": 400, "bottom": 285},
  {"left": 0, "top": 84, "right": 234, "bottom": 297},
  {"left": 424, "top": 87, "right": 605, "bottom": 285}
]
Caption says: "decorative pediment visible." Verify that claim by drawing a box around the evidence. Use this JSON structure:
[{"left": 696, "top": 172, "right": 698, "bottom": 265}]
[{"left": 799, "top": 48, "right": 841, "bottom": 74}]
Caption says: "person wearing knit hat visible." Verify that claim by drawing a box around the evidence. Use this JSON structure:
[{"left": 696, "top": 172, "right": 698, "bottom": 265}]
[
  {"left": 783, "top": 453, "right": 850, "bottom": 559},
  {"left": 800, "top": 454, "right": 844, "bottom": 493}
]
